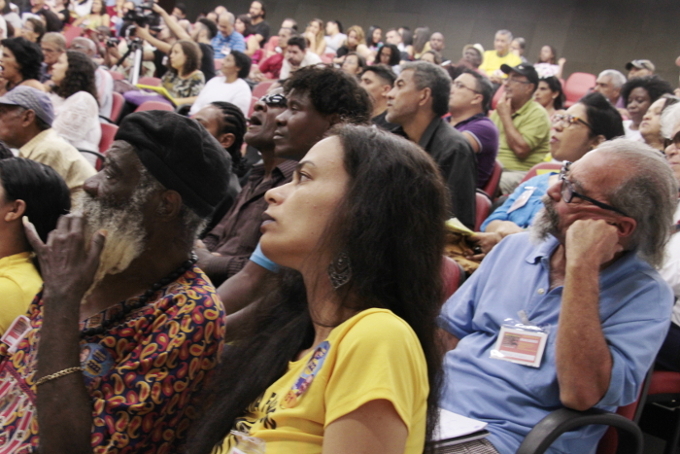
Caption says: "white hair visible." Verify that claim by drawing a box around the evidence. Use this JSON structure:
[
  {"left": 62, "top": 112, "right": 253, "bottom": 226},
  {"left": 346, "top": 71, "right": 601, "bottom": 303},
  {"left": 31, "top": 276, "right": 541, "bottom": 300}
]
[
  {"left": 597, "top": 69, "right": 626, "bottom": 89},
  {"left": 661, "top": 102, "right": 680, "bottom": 139}
]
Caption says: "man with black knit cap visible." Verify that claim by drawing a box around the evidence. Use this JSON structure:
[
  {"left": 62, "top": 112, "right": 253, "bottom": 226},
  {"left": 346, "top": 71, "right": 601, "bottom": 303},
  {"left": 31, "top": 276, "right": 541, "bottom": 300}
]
[{"left": 0, "top": 111, "right": 230, "bottom": 454}]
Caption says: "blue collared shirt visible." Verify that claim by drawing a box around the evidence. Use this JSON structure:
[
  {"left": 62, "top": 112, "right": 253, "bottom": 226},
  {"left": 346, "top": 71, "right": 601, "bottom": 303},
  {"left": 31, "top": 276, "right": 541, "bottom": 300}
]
[
  {"left": 211, "top": 31, "right": 246, "bottom": 58},
  {"left": 438, "top": 233, "right": 672, "bottom": 454}
]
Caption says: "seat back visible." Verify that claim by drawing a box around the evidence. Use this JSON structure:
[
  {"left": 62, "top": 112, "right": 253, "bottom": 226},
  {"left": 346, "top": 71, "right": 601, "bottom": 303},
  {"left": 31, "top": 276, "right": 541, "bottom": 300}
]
[
  {"left": 252, "top": 81, "right": 274, "bottom": 99},
  {"left": 110, "top": 92, "right": 124, "bottom": 123},
  {"left": 135, "top": 101, "right": 174, "bottom": 112},
  {"left": 491, "top": 85, "right": 505, "bottom": 110},
  {"left": 563, "top": 72, "right": 596, "bottom": 107},
  {"left": 214, "top": 58, "right": 223, "bottom": 71},
  {"left": 441, "top": 256, "right": 465, "bottom": 303},
  {"left": 107, "top": 70, "right": 125, "bottom": 80},
  {"left": 519, "top": 162, "right": 562, "bottom": 185},
  {"left": 248, "top": 96, "right": 258, "bottom": 117},
  {"left": 62, "top": 25, "right": 84, "bottom": 47},
  {"left": 475, "top": 191, "right": 492, "bottom": 231},
  {"left": 99, "top": 123, "right": 118, "bottom": 154},
  {"left": 137, "top": 76, "right": 162, "bottom": 87},
  {"left": 481, "top": 160, "right": 503, "bottom": 199}
]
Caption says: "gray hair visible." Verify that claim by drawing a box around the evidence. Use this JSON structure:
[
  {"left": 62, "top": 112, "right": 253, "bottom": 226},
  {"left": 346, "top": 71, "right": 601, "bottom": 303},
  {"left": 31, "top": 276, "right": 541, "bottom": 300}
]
[
  {"left": 222, "top": 12, "right": 235, "bottom": 25},
  {"left": 401, "top": 61, "right": 451, "bottom": 116},
  {"left": 496, "top": 29, "right": 513, "bottom": 41},
  {"left": 661, "top": 101, "right": 680, "bottom": 139},
  {"left": 592, "top": 138, "right": 677, "bottom": 267},
  {"left": 42, "top": 32, "right": 66, "bottom": 51},
  {"left": 597, "top": 69, "right": 626, "bottom": 89}
]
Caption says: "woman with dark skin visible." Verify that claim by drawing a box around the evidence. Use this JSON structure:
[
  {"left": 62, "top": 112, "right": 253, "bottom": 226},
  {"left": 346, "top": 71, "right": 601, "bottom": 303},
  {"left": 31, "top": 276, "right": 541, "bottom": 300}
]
[{"left": 620, "top": 75, "right": 673, "bottom": 139}]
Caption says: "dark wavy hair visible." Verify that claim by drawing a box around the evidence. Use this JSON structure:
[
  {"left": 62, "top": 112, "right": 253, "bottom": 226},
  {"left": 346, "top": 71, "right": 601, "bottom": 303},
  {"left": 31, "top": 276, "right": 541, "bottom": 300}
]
[
  {"left": 540, "top": 76, "right": 565, "bottom": 111},
  {"left": 230, "top": 50, "right": 251, "bottom": 79},
  {"left": 54, "top": 50, "right": 98, "bottom": 104},
  {"left": 578, "top": 92, "right": 624, "bottom": 140},
  {"left": 24, "top": 17, "right": 45, "bottom": 42},
  {"left": 210, "top": 101, "right": 247, "bottom": 177},
  {"left": 167, "top": 39, "right": 201, "bottom": 77},
  {"left": 236, "top": 14, "right": 255, "bottom": 37},
  {"left": 1, "top": 37, "right": 43, "bottom": 81},
  {"left": 283, "top": 65, "right": 371, "bottom": 125},
  {"left": 367, "top": 25, "right": 381, "bottom": 47},
  {"left": 376, "top": 43, "right": 400, "bottom": 66},
  {"left": 0, "top": 157, "right": 70, "bottom": 242},
  {"left": 189, "top": 124, "right": 447, "bottom": 454},
  {"left": 621, "top": 75, "right": 674, "bottom": 108}
]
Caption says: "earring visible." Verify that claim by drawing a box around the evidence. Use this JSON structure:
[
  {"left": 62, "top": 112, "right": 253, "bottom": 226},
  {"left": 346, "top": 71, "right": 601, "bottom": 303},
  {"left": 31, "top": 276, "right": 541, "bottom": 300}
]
[{"left": 328, "top": 252, "right": 352, "bottom": 290}]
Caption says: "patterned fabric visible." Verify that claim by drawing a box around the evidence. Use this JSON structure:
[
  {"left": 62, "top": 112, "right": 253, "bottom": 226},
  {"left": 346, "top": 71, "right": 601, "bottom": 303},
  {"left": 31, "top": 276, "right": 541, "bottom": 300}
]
[
  {"left": 0, "top": 265, "right": 225, "bottom": 454},
  {"left": 161, "top": 71, "right": 205, "bottom": 100}
]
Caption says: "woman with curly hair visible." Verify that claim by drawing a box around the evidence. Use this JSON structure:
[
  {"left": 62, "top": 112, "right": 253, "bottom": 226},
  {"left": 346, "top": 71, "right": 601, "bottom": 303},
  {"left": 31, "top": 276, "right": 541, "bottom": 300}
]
[
  {"left": 161, "top": 39, "right": 205, "bottom": 105},
  {"left": 49, "top": 50, "right": 101, "bottom": 156},
  {"left": 620, "top": 75, "right": 674, "bottom": 140},
  {"left": 189, "top": 124, "right": 446, "bottom": 454},
  {"left": 0, "top": 37, "right": 45, "bottom": 94}
]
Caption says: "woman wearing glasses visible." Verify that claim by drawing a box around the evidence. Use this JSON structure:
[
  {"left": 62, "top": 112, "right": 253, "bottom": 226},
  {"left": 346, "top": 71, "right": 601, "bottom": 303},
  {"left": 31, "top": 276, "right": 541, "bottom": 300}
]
[{"left": 468, "top": 92, "right": 624, "bottom": 260}]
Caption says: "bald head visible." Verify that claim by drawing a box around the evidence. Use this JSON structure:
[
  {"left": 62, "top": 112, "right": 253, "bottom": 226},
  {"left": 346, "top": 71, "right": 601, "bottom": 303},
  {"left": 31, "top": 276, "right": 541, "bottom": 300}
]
[{"left": 70, "top": 37, "right": 97, "bottom": 57}]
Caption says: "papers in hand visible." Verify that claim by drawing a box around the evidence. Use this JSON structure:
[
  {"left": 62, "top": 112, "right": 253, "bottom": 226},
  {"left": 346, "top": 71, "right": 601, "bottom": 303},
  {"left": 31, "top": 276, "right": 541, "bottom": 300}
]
[{"left": 429, "top": 408, "right": 490, "bottom": 451}]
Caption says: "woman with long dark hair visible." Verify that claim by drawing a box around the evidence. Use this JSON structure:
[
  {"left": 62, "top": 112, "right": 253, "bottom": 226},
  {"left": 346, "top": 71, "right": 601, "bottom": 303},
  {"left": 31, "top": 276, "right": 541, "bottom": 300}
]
[
  {"left": 49, "top": 49, "right": 100, "bottom": 156},
  {"left": 161, "top": 39, "right": 205, "bottom": 104},
  {"left": 190, "top": 125, "right": 447, "bottom": 454},
  {"left": 0, "top": 37, "right": 45, "bottom": 94},
  {"left": 534, "top": 76, "right": 565, "bottom": 118}
]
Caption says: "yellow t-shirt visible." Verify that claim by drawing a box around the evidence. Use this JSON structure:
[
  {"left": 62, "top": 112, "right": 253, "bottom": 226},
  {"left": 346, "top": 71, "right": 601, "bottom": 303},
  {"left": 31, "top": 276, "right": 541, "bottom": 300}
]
[
  {"left": 480, "top": 51, "right": 522, "bottom": 77},
  {"left": 0, "top": 252, "right": 42, "bottom": 335},
  {"left": 223, "top": 308, "right": 429, "bottom": 454}
]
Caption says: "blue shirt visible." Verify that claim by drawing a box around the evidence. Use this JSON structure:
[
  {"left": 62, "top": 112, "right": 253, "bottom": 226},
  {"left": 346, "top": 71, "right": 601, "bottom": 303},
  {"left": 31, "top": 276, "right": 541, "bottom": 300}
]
[
  {"left": 481, "top": 172, "right": 555, "bottom": 232},
  {"left": 250, "top": 242, "right": 280, "bottom": 273},
  {"left": 211, "top": 31, "right": 246, "bottom": 58},
  {"left": 438, "top": 233, "right": 672, "bottom": 454}
]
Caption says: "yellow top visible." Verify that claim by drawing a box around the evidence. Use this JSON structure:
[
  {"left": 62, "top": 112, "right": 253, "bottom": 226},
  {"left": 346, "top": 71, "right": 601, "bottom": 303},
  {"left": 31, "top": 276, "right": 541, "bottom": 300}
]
[
  {"left": 222, "top": 308, "right": 429, "bottom": 454},
  {"left": 480, "top": 50, "right": 522, "bottom": 77},
  {"left": 0, "top": 252, "right": 42, "bottom": 335}
]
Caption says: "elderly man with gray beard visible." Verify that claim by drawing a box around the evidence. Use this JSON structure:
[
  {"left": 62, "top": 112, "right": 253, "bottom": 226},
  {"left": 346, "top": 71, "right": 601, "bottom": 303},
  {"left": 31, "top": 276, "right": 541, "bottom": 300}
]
[
  {"left": 438, "top": 139, "right": 676, "bottom": 454},
  {"left": 0, "top": 111, "right": 230, "bottom": 454}
]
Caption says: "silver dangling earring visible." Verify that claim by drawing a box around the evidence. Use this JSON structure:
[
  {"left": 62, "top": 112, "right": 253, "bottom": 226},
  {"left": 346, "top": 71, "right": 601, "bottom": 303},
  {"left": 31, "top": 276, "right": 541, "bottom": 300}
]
[{"left": 328, "top": 252, "right": 352, "bottom": 290}]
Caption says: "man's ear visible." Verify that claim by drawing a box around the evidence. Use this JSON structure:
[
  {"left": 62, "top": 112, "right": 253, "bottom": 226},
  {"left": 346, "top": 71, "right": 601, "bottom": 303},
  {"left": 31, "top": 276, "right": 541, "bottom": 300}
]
[
  {"left": 4, "top": 199, "right": 26, "bottom": 222},
  {"left": 155, "top": 190, "right": 183, "bottom": 220},
  {"left": 470, "top": 92, "right": 484, "bottom": 107},
  {"left": 23, "top": 109, "right": 36, "bottom": 128},
  {"left": 419, "top": 87, "right": 432, "bottom": 107},
  {"left": 218, "top": 132, "right": 236, "bottom": 150},
  {"left": 615, "top": 216, "right": 637, "bottom": 240}
]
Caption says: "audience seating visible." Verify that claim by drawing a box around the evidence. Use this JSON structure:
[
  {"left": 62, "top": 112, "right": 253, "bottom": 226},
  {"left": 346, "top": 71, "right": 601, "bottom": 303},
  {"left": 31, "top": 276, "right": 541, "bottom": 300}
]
[
  {"left": 481, "top": 160, "right": 503, "bottom": 199},
  {"left": 110, "top": 92, "right": 124, "bottom": 123},
  {"left": 252, "top": 81, "right": 274, "bottom": 99},
  {"left": 639, "top": 371, "right": 680, "bottom": 454},
  {"left": 475, "top": 191, "right": 492, "bottom": 231},
  {"left": 248, "top": 96, "right": 258, "bottom": 117},
  {"left": 491, "top": 85, "right": 505, "bottom": 110},
  {"left": 322, "top": 53, "right": 335, "bottom": 64},
  {"left": 99, "top": 123, "right": 118, "bottom": 154},
  {"left": 563, "top": 72, "right": 597, "bottom": 107},
  {"left": 62, "top": 25, "right": 83, "bottom": 47},
  {"left": 442, "top": 256, "right": 466, "bottom": 302},
  {"left": 135, "top": 101, "right": 174, "bottom": 112},
  {"left": 80, "top": 149, "right": 106, "bottom": 171},
  {"left": 214, "top": 59, "right": 223, "bottom": 71},
  {"left": 263, "top": 36, "right": 278, "bottom": 55},
  {"left": 108, "top": 70, "right": 125, "bottom": 81},
  {"left": 519, "top": 162, "right": 562, "bottom": 185},
  {"left": 137, "top": 77, "right": 162, "bottom": 87}
]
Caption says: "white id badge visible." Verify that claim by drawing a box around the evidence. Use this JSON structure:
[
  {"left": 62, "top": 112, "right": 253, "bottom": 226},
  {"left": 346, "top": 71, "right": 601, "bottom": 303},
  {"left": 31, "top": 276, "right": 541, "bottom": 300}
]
[
  {"left": 491, "top": 326, "right": 547, "bottom": 367},
  {"left": 1, "top": 315, "right": 31, "bottom": 354},
  {"left": 507, "top": 186, "right": 535, "bottom": 213}
]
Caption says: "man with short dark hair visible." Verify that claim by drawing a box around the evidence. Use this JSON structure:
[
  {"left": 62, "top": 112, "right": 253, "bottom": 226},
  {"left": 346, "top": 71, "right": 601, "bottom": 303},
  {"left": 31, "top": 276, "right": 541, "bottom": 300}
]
[
  {"left": 172, "top": 2, "right": 186, "bottom": 20},
  {"left": 491, "top": 63, "right": 550, "bottom": 193},
  {"left": 386, "top": 61, "right": 477, "bottom": 229},
  {"left": 359, "top": 64, "right": 397, "bottom": 130},
  {"left": 481, "top": 29, "right": 522, "bottom": 84},
  {"left": 279, "top": 35, "right": 321, "bottom": 80},
  {"left": 384, "top": 27, "right": 409, "bottom": 60},
  {"left": 211, "top": 12, "right": 246, "bottom": 58},
  {"left": 0, "top": 111, "right": 230, "bottom": 453},
  {"left": 248, "top": 0, "right": 270, "bottom": 46},
  {"left": 0, "top": 86, "right": 95, "bottom": 198},
  {"left": 439, "top": 140, "right": 676, "bottom": 454},
  {"left": 449, "top": 69, "right": 499, "bottom": 189},
  {"left": 429, "top": 32, "right": 445, "bottom": 54},
  {"left": 197, "top": 94, "right": 296, "bottom": 285}
]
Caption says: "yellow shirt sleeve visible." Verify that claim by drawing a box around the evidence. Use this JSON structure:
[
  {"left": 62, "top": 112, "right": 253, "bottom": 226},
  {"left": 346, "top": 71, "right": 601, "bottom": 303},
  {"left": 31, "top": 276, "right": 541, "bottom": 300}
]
[
  {"left": 0, "top": 277, "right": 32, "bottom": 335},
  {"left": 324, "top": 312, "right": 429, "bottom": 434}
]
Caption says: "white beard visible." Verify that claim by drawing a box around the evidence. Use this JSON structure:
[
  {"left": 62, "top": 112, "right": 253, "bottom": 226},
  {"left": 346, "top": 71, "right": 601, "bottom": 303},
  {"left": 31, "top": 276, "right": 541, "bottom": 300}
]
[{"left": 530, "top": 194, "right": 560, "bottom": 244}]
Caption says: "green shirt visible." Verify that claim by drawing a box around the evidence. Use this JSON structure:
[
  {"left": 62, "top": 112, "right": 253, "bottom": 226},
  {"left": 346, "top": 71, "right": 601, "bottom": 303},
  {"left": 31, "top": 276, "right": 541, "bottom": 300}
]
[{"left": 491, "top": 100, "right": 550, "bottom": 172}]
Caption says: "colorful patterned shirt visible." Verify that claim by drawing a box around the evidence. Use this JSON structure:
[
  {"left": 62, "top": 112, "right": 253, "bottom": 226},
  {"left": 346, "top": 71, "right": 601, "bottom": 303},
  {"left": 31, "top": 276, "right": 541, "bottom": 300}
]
[{"left": 0, "top": 265, "right": 225, "bottom": 454}]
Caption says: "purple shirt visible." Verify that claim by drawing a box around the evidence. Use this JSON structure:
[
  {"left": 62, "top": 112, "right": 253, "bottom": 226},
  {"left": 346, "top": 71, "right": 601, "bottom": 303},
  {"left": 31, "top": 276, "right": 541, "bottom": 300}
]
[{"left": 454, "top": 113, "right": 499, "bottom": 188}]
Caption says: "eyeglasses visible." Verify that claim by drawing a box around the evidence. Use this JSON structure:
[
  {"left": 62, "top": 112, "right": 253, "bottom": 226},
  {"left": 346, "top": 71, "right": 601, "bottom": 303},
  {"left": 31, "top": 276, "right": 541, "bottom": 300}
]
[
  {"left": 506, "top": 77, "right": 532, "bottom": 85},
  {"left": 663, "top": 131, "right": 680, "bottom": 150},
  {"left": 553, "top": 113, "right": 594, "bottom": 131},
  {"left": 559, "top": 161, "right": 630, "bottom": 217},
  {"left": 452, "top": 80, "right": 480, "bottom": 94}
]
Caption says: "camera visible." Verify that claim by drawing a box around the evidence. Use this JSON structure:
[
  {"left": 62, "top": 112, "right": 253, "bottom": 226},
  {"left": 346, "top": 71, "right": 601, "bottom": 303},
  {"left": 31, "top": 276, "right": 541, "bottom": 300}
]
[
  {"left": 122, "top": 2, "right": 161, "bottom": 30},
  {"left": 106, "top": 37, "right": 120, "bottom": 48}
]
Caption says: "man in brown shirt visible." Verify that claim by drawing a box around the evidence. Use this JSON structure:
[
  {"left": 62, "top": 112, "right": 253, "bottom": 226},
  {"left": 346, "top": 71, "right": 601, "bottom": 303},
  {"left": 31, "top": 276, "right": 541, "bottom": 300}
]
[{"left": 196, "top": 92, "right": 296, "bottom": 286}]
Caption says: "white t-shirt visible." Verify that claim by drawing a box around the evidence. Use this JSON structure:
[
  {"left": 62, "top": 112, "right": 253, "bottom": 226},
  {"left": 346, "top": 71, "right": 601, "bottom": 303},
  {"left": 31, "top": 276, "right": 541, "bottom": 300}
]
[
  {"left": 189, "top": 76, "right": 252, "bottom": 117},
  {"left": 49, "top": 91, "right": 102, "bottom": 155},
  {"left": 623, "top": 120, "right": 643, "bottom": 141},
  {"left": 324, "top": 33, "right": 346, "bottom": 54},
  {"left": 660, "top": 202, "right": 680, "bottom": 325},
  {"left": 279, "top": 51, "right": 323, "bottom": 80}
]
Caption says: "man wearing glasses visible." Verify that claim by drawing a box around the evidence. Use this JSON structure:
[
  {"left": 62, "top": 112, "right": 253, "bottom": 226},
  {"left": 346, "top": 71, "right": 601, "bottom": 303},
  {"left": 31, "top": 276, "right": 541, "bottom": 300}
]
[
  {"left": 492, "top": 63, "right": 551, "bottom": 194},
  {"left": 449, "top": 69, "right": 499, "bottom": 189},
  {"left": 438, "top": 139, "right": 676, "bottom": 454}
]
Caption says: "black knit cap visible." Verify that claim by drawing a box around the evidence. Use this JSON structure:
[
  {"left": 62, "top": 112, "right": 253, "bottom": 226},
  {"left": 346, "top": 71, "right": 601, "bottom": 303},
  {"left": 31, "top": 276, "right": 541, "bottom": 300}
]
[{"left": 115, "top": 111, "right": 230, "bottom": 218}]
